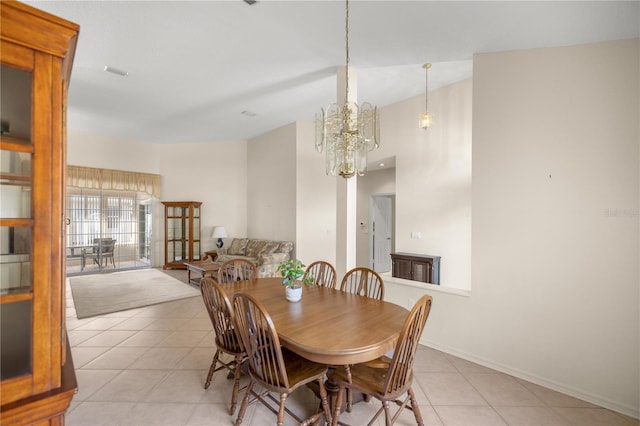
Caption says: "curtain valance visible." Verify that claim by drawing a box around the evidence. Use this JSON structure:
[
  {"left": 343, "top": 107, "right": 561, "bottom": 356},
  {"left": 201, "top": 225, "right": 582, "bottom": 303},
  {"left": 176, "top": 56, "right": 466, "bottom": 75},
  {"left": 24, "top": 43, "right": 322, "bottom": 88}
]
[{"left": 67, "top": 165, "right": 161, "bottom": 198}]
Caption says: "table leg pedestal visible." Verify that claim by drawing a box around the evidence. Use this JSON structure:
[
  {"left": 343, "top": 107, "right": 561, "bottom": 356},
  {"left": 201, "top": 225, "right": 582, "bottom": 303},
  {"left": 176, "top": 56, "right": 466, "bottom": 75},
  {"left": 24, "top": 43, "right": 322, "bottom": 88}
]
[{"left": 308, "top": 367, "right": 365, "bottom": 426}]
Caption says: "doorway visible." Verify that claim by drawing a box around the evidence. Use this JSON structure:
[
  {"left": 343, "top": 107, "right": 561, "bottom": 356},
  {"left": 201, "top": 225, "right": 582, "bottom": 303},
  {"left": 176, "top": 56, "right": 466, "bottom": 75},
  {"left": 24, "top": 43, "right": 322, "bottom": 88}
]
[{"left": 369, "top": 194, "right": 395, "bottom": 273}]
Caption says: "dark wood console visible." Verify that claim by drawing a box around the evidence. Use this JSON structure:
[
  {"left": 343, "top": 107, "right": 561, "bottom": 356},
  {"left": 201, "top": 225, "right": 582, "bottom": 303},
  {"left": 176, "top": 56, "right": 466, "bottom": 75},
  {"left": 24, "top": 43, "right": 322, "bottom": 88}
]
[{"left": 391, "top": 252, "right": 441, "bottom": 285}]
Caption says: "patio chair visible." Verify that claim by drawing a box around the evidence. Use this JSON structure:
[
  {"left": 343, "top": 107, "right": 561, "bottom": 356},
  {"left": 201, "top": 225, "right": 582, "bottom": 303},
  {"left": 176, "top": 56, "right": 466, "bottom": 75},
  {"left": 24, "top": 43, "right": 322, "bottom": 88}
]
[{"left": 81, "top": 238, "right": 115, "bottom": 271}]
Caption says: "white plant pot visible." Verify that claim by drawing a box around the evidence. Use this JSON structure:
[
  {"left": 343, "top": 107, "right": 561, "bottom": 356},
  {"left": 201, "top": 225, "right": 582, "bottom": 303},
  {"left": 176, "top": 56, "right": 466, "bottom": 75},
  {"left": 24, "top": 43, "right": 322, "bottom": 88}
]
[{"left": 285, "top": 285, "right": 302, "bottom": 302}]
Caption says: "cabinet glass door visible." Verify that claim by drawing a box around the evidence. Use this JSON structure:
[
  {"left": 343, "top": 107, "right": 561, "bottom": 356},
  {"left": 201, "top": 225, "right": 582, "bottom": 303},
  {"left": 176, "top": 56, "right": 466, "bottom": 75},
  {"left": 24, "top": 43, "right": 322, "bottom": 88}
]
[
  {"left": 167, "top": 217, "right": 183, "bottom": 261},
  {"left": 162, "top": 202, "right": 201, "bottom": 268},
  {"left": 193, "top": 206, "right": 200, "bottom": 260},
  {"left": 0, "top": 64, "right": 33, "bottom": 381}
]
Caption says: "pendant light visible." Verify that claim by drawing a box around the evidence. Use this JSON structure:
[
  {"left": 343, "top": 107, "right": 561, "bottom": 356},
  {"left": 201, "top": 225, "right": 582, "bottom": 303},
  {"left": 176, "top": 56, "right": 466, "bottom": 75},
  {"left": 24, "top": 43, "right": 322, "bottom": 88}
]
[{"left": 419, "top": 63, "right": 433, "bottom": 129}]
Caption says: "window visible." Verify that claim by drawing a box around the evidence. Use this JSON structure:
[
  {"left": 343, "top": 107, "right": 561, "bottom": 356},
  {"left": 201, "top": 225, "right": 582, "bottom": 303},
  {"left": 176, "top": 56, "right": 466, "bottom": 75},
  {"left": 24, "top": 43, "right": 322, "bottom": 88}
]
[{"left": 66, "top": 188, "right": 153, "bottom": 274}]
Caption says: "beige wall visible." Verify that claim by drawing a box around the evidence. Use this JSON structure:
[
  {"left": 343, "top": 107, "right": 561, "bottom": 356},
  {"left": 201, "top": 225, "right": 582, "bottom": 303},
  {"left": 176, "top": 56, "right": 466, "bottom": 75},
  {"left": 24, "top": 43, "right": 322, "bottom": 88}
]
[
  {"left": 386, "top": 38, "right": 639, "bottom": 418},
  {"left": 245, "top": 121, "right": 337, "bottom": 265},
  {"left": 246, "top": 123, "right": 297, "bottom": 246},
  {"left": 355, "top": 39, "right": 639, "bottom": 417},
  {"left": 378, "top": 79, "right": 473, "bottom": 289},
  {"left": 157, "top": 140, "right": 248, "bottom": 259},
  {"left": 469, "top": 38, "right": 639, "bottom": 416},
  {"left": 68, "top": 129, "right": 160, "bottom": 174},
  {"left": 295, "top": 122, "right": 337, "bottom": 267}
]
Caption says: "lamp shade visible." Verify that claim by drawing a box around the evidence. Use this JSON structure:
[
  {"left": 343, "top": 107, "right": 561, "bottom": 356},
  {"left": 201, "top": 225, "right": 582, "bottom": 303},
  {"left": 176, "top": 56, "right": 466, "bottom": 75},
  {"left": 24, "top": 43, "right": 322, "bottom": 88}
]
[{"left": 211, "top": 226, "right": 227, "bottom": 239}]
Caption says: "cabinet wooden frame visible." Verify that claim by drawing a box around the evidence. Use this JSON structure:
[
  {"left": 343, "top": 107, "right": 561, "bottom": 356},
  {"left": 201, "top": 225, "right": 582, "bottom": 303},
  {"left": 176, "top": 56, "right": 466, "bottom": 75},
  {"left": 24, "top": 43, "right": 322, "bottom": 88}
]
[
  {"left": 0, "top": 1, "right": 79, "bottom": 423},
  {"left": 162, "top": 201, "right": 202, "bottom": 269}
]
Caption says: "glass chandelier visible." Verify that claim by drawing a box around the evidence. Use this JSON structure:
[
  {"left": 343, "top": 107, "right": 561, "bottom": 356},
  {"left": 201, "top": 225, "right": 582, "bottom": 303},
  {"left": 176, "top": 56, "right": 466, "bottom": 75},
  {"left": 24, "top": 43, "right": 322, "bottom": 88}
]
[
  {"left": 419, "top": 63, "right": 433, "bottom": 129},
  {"left": 315, "top": 0, "right": 380, "bottom": 179}
]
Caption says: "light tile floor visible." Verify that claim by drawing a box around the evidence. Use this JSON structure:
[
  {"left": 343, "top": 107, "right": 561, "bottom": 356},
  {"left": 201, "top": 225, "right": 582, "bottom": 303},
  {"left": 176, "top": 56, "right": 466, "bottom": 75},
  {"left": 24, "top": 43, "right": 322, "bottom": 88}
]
[{"left": 65, "top": 271, "right": 638, "bottom": 426}]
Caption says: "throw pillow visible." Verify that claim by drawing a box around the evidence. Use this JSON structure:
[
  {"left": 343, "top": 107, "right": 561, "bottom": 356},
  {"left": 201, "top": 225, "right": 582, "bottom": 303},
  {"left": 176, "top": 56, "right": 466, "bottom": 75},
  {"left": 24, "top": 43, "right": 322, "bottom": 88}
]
[
  {"left": 245, "top": 240, "right": 267, "bottom": 258},
  {"left": 227, "top": 238, "right": 248, "bottom": 255},
  {"left": 277, "top": 241, "right": 293, "bottom": 254},
  {"left": 258, "top": 241, "right": 279, "bottom": 258}
]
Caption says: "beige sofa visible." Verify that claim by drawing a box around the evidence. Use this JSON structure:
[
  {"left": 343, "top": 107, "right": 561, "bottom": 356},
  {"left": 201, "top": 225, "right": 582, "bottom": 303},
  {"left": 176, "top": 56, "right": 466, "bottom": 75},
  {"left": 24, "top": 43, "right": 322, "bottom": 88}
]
[{"left": 213, "top": 238, "right": 293, "bottom": 278}]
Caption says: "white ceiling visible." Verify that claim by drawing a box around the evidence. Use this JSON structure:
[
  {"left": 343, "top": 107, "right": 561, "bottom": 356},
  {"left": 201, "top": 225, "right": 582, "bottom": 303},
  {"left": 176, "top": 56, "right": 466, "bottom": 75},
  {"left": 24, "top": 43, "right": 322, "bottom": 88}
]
[{"left": 25, "top": 1, "right": 640, "bottom": 144}]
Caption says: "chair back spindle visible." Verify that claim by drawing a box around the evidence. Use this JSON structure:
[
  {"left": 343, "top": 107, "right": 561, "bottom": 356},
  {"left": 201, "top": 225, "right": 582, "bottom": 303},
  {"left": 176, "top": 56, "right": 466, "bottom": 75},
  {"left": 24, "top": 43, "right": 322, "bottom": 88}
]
[
  {"left": 233, "top": 293, "right": 289, "bottom": 390},
  {"left": 199, "top": 277, "right": 247, "bottom": 415},
  {"left": 330, "top": 294, "right": 432, "bottom": 426},
  {"left": 200, "top": 277, "right": 242, "bottom": 352},
  {"left": 304, "top": 261, "right": 337, "bottom": 289},
  {"left": 218, "top": 259, "right": 257, "bottom": 284},
  {"left": 232, "top": 292, "right": 332, "bottom": 425},
  {"left": 340, "top": 267, "right": 384, "bottom": 300},
  {"left": 382, "top": 295, "right": 432, "bottom": 395}
]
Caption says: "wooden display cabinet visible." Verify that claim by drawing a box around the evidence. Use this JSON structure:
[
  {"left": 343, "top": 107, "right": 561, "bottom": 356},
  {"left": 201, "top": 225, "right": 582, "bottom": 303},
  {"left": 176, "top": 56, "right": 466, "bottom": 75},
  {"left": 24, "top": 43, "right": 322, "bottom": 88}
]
[
  {"left": 0, "top": 1, "right": 79, "bottom": 424},
  {"left": 162, "top": 201, "right": 202, "bottom": 269},
  {"left": 391, "top": 252, "right": 441, "bottom": 285}
]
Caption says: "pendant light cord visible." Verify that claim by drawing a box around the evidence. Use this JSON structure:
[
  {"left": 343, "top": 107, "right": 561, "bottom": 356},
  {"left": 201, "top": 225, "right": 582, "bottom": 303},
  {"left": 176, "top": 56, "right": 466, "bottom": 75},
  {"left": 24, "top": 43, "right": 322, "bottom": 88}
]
[{"left": 425, "top": 64, "right": 428, "bottom": 111}]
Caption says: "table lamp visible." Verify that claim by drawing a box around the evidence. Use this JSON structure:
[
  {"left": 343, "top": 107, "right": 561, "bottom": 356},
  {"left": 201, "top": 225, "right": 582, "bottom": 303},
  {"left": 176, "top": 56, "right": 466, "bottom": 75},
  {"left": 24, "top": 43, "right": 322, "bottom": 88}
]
[{"left": 211, "top": 226, "right": 228, "bottom": 248}]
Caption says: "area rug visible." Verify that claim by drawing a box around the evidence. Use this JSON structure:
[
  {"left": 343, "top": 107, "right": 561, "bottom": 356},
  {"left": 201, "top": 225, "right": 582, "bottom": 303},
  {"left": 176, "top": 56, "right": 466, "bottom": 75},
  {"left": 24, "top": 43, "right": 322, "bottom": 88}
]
[{"left": 69, "top": 268, "right": 200, "bottom": 319}]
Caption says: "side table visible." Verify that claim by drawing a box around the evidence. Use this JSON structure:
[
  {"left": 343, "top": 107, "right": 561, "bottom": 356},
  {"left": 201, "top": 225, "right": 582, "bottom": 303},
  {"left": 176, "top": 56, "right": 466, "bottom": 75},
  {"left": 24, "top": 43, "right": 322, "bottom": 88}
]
[
  {"left": 184, "top": 260, "right": 220, "bottom": 285},
  {"left": 202, "top": 250, "right": 218, "bottom": 262}
]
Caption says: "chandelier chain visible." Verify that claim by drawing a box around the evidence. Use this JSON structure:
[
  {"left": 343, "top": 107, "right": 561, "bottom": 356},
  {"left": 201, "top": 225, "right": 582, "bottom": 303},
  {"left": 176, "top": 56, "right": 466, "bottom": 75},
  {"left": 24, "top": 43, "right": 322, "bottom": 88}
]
[{"left": 344, "top": 0, "right": 350, "bottom": 105}]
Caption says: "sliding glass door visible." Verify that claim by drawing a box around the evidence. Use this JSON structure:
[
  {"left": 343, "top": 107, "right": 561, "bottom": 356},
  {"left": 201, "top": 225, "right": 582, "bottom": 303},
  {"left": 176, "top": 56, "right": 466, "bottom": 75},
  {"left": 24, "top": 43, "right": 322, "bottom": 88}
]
[{"left": 66, "top": 188, "right": 153, "bottom": 275}]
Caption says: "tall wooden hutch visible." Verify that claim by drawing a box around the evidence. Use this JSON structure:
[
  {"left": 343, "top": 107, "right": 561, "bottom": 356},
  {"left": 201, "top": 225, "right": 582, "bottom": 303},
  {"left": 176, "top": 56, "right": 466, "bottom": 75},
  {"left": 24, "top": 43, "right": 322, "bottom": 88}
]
[
  {"left": 162, "top": 201, "right": 202, "bottom": 269},
  {"left": 0, "top": 1, "right": 79, "bottom": 423}
]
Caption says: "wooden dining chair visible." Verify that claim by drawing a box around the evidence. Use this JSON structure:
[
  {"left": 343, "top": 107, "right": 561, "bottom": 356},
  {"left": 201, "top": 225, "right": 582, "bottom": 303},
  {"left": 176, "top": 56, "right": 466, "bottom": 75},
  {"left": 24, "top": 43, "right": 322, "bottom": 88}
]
[
  {"left": 217, "top": 258, "right": 257, "bottom": 284},
  {"left": 303, "top": 260, "right": 337, "bottom": 289},
  {"left": 331, "top": 295, "right": 433, "bottom": 426},
  {"left": 339, "top": 266, "right": 386, "bottom": 410},
  {"left": 200, "top": 277, "right": 247, "bottom": 415},
  {"left": 232, "top": 292, "right": 332, "bottom": 426},
  {"left": 340, "top": 267, "right": 384, "bottom": 300}
]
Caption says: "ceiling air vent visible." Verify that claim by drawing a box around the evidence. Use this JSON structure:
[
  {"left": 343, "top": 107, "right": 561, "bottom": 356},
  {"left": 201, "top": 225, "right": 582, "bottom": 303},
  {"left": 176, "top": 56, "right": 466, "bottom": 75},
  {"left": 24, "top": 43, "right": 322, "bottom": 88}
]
[{"left": 103, "top": 65, "right": 128, "bottom": 77}]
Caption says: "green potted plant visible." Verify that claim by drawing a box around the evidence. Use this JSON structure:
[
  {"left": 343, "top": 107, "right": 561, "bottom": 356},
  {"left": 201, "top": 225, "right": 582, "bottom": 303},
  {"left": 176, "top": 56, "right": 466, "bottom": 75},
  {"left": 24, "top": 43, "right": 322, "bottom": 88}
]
[{"left": 277, "top": 259, "right": 313, "bottom": 302}]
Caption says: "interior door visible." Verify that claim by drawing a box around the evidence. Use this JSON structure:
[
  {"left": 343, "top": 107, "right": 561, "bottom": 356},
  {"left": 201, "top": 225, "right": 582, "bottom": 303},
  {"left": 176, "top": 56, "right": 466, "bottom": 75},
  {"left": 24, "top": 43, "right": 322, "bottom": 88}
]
[{"left": 371, "top": 195, "right": 393, "bottom": 273}]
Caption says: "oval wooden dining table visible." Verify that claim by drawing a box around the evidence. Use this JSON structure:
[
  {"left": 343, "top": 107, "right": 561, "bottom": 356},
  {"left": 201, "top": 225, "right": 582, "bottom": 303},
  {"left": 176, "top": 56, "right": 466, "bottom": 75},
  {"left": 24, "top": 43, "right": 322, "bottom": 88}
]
[
  {"left": 223, "top": 277, "right": 409, "bottom": 366},
  {"left": 222, "top": 276, "right": 410, "bottom": 421}
]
